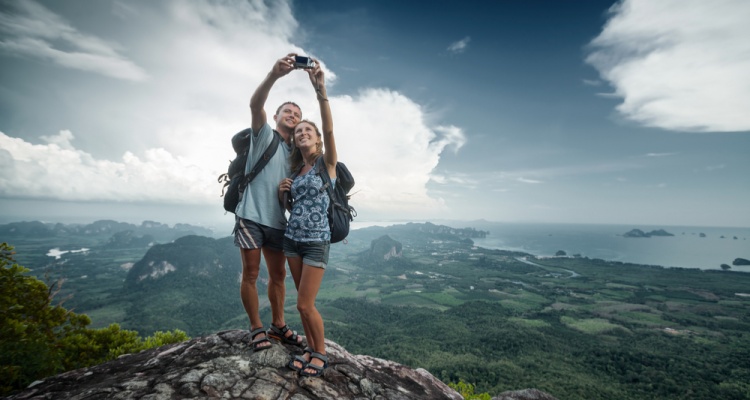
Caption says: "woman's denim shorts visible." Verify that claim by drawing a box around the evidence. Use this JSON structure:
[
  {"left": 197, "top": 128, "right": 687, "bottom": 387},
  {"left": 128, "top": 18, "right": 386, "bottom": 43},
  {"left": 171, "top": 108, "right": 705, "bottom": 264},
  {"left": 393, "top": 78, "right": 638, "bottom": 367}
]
[{"left": 283, "top": 237, "right": 330, "bottom": 269}]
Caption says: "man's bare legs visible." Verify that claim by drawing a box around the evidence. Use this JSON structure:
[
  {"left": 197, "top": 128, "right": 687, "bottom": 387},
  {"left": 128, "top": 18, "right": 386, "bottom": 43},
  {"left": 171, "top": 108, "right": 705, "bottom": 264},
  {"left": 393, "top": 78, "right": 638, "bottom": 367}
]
[
  {"left": 239, "top": 245, "right": 300, "bottom": 346},
  {"left": 263, "top": 246, "right": 297, "bottom": 340},
  {"left": 239, "top": 248, "right": 271, "bottom": 350}
]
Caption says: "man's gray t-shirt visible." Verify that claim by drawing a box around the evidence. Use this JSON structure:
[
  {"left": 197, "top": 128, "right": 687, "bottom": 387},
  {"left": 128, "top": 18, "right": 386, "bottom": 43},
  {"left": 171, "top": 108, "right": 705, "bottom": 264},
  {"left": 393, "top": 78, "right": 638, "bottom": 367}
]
[{"left": 235, "top": 123, "right": 291, "bottom": 230}]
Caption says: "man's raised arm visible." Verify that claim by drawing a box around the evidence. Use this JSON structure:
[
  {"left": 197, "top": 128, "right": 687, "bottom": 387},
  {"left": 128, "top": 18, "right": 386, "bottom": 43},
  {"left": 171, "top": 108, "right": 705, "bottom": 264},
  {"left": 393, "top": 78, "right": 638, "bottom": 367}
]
[{"left": 250, "top": 53, "right": 296, "bottom": 133}]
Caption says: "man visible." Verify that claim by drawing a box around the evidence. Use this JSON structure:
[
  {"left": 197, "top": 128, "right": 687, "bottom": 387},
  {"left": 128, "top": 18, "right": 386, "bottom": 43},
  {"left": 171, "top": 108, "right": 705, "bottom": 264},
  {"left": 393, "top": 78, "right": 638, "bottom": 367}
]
[{"left": 234, "top": 54, "right": 303, "bottom": 351}]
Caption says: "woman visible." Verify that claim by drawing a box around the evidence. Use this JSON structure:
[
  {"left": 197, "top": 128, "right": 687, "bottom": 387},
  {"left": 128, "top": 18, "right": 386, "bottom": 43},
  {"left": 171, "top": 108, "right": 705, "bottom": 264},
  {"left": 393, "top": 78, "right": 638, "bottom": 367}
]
[{"left": 278, "top": 57, "right": 336, "bottom": 377}]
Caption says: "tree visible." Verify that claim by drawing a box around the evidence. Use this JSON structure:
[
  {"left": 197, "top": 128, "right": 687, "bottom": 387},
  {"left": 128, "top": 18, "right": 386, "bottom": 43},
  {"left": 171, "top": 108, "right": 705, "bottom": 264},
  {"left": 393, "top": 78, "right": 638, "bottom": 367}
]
[
  {"left": 448, "top": 379, "right": 491, "bottom": 400},
  {"left": 0, "top": 243, "right": 188, "bottom": 395}
]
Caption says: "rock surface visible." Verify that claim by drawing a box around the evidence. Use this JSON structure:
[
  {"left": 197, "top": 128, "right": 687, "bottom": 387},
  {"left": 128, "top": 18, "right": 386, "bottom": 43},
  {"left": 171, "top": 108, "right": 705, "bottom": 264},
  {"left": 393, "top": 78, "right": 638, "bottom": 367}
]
[
  {"left": 7, "top": 330, "right": 559, "bottom": 400},
  {"left": 7, "top": 330, "right": 462, "bottom": 400}
]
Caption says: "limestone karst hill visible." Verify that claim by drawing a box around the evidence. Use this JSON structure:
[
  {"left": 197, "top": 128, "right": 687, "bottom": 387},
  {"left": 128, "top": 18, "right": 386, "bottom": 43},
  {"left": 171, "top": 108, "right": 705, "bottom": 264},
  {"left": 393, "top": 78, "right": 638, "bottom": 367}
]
[{"left": 6, "top": 330, "right": 558, "bottom": 400}]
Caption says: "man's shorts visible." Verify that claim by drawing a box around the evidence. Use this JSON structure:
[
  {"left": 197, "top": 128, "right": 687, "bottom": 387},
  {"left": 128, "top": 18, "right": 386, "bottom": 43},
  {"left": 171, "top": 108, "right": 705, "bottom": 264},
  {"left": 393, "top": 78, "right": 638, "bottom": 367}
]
[
  {"left": 283, "top": 237, "right": 330, "bottom": 269},
  {"left": 234, "top": 217, "right": 284, "bottom": 251}
]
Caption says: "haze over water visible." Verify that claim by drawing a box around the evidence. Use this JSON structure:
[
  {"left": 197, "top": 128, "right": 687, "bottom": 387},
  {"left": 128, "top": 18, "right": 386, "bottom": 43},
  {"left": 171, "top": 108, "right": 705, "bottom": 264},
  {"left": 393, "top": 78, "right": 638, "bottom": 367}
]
[{"left": 467, "top": 223, "right": 750, "bottom": 272}]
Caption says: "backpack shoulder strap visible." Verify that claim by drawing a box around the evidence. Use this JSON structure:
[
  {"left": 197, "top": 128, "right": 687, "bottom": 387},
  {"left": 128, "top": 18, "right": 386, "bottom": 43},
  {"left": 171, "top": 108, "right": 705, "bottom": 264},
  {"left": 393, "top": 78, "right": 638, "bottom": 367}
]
[
  {"left": 315, "top": 156, "right": 334, "bottom": 192},
  {"left": 243, "top": 130, "right": 281, "bottom": 187}
]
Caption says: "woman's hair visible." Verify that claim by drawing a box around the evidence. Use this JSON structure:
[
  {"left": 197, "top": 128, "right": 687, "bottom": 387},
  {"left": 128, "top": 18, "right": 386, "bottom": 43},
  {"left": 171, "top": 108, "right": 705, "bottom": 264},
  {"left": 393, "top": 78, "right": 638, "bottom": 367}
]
[{"left": 289, "top": 119, "right": 323, "bottom": 172}]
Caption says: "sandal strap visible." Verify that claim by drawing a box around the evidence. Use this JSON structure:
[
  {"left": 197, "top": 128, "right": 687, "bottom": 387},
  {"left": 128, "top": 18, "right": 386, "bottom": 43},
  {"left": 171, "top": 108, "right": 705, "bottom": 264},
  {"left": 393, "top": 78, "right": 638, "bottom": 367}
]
[
  {"left": 250, "top": 326, "right": 272, "bottom": 348},
  {"left": 304, "top": 363, "right": 324, "bottom": 372},
  {"left": 250, "top": 327, "right": 266, "bottom": 340},
  {"left": 310, "top": 352, "right": 328, "bottom": 366},
  {"left": 270, "top": 323, "right": 290, "bottom": 335},
  {"left": 300, "top": 354, "right": 328, "bottom": 377},
  {"left": 252, "top": 337, "right": 270, "bottom": 345},
  {"left": 290, "top": 354, "right": 308, "bottom": 370},
  {"left": 269, "top": 323, "right": 300, "bottom": 343}
]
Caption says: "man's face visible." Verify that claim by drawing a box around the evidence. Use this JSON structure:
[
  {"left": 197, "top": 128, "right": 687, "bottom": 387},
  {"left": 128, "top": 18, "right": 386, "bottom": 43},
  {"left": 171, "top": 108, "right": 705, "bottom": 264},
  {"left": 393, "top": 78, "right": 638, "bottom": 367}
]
[{"left": 274, "top": 104, "right": 301, "bottom": 130}]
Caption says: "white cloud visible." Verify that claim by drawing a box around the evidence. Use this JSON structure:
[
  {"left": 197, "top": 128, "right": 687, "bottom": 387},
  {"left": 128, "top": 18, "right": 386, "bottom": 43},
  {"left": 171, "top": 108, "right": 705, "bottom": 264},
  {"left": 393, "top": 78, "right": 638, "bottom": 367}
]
[
  {"left": 447, "top": 36, "right": 471, "bottom": 54},
  {"left": 517, "top": 177, "right": 542, "bottom": 184},
  {"left": 0, "top": 0, "right": 467, "bottom": 220},
  {"left": 0, "top": 130, "right": 214, "bottom": 203},
  {"left": 586, "top": 0, "right": 750, "bottom": 132},
  {"left": 645, "top": 152, "right": 676, "bottom": 157},
  {"left": 0, "top": 1, "right": 148, "bottom": 81},
  {"left": 704, "top": 164, "right": 726, "bottom": 171}
]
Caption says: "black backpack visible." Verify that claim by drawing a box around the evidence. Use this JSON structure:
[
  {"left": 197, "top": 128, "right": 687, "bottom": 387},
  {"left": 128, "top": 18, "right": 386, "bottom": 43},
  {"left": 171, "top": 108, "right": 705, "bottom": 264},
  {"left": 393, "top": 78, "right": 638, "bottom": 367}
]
[
  {"left": 287, "top": 156, "right": 356, "bottom": 243},
  {"left": 218, "top": 128, "right": 281, "bottom": 214}
]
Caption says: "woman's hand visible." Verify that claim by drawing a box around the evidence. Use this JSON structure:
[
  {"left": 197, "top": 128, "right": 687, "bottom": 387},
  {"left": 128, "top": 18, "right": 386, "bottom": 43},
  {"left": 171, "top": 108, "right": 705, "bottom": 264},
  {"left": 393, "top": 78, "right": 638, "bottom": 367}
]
[{"left": 307, "top": 59, "right": 326, "bottom": 94}]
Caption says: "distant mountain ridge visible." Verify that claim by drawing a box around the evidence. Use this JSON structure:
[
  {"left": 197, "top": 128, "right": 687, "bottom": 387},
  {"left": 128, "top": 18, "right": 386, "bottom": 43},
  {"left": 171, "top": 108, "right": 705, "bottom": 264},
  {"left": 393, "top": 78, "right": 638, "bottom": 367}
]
[
  {"left": 121, "top": 235, "right": 244, "bottom": 336},
  {"left": 119, "top": 222, "right": 489, "bottom": 335},
  {"left": 0, "top": 219, "right": 214, "bottom": 242}
]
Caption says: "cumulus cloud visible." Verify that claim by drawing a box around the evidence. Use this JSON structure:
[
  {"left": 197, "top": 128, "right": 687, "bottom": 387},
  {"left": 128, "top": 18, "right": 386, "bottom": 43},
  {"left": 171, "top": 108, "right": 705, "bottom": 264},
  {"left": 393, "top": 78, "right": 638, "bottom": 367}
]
[
  {"left": 0, "top": 130, "right": 214, "bottom": 203},
  {"left": 0, "top": 0, "right": 148, "bottom": 81},
  {"left": 586, "top": 0, "right": 750, "bottom": 132},
  {"left": 447, "top": 36, "right": 471, "bottom": 54},
  {"left": 0, "top": 0, "right": 466, "bottom": 219}
]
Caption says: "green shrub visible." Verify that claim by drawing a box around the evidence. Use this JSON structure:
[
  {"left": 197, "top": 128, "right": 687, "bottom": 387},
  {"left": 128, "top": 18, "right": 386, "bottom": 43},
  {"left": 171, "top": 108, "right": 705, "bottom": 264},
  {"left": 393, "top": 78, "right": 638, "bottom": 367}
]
[
  {"left": 448, "top": 379, "right": 492, "bottom": 400},
  {"left": 0, "top": 243, "right": 189, "bottom": 395}
]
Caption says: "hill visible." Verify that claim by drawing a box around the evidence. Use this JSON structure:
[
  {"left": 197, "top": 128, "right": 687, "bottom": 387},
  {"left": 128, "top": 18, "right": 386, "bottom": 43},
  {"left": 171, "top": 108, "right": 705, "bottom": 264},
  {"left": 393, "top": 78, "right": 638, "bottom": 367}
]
[
  {"left": 5, "top": 330, "right": 556, "bottom": 400},
  {"left": 4, "top": 220, "right": 750, "bottom": 399},
  {"left": 0, "top": 219, "right": 214, "bottom": 242},
  {"left": 121, "top": 235, "right": 246, "bottom": 336}
]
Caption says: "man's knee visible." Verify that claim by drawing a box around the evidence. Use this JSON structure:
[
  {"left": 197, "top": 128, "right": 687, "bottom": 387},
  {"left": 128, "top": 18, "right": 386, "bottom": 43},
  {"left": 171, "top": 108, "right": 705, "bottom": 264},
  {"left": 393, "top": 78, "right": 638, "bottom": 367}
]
[
  {"left": 241, "top": 249, "right": 262, "bottom": 283},
  {"left": 264, "top": 248, "right": 287, "bottom": 282},
  {"left": 267, "top": 265, "right": 286, "bottom": 283}
]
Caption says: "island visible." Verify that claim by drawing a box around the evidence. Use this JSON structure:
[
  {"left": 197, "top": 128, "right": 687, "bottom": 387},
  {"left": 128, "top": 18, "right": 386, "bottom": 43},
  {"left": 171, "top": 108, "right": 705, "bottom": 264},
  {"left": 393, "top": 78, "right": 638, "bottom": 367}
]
[{"left": 623, "top": 228, "right": 675, "bottom": 238}]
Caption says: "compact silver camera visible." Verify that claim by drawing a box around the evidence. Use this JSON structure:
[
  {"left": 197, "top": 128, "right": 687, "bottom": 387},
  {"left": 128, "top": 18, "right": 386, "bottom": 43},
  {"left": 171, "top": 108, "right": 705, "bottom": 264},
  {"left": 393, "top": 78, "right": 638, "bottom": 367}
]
[{"left": 294, "top": 55, "right": 315, "bottom": 69}]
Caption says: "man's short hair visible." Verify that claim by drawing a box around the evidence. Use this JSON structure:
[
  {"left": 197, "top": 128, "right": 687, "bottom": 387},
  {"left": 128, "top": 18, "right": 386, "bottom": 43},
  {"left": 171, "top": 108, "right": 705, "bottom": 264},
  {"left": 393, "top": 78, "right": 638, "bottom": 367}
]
[{"left": 275, "top": 101, "right": 301, "bottom": 116}]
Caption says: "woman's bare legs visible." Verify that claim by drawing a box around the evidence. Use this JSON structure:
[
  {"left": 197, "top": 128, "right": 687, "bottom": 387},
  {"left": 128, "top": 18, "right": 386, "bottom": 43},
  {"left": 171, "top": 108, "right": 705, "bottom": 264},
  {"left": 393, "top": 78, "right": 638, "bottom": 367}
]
[{"left": 295, "top": 263, "right": 326, "bottom": 373}]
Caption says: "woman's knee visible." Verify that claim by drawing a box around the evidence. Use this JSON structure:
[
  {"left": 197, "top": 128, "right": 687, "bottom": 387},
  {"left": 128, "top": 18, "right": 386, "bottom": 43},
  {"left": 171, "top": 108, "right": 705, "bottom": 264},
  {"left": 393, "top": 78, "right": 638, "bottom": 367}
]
[{"left": 296, "top": 301, "right": 316, "bottom": 317}]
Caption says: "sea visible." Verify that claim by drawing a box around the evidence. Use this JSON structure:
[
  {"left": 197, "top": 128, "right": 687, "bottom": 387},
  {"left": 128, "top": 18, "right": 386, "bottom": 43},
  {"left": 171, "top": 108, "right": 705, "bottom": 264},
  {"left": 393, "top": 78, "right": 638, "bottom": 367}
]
[{"left": 353, "top": 221, "right": 750, "bottom": 273}]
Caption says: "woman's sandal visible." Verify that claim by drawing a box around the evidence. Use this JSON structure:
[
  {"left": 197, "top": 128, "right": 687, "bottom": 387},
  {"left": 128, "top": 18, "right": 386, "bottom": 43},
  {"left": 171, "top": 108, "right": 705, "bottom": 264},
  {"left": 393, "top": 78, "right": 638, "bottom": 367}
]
[
  {"left": 267, "top": 323, "right": 303, "bottom": 347},
  {"left": 299, "top": 352, "right": 328, "bottom": 377},
  {"left": 288, "top": 347, "right": 313, "bottom": 371},
  {"left": 250, "top": 327, "right": 272, "bottom": 352}
]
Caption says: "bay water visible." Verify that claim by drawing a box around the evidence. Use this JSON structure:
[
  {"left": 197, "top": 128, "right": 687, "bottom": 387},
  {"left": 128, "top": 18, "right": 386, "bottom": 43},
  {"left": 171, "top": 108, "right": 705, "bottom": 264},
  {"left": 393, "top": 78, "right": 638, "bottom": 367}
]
[{"left": 468, "top": 223, "right": 750, "bottom": 272}]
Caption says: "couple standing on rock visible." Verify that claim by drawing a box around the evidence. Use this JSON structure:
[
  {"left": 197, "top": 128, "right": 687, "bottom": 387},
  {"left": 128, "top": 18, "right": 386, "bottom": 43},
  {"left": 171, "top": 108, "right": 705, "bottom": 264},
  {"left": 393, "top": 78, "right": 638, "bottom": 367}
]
[{"left": 232, "top": 54, "right": 337, "bottom": 378}]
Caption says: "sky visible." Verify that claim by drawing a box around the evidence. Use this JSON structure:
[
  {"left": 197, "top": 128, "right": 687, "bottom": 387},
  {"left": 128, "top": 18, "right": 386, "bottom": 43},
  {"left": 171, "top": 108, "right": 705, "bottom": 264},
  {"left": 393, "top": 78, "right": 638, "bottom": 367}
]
[{"left": 1, "top": 0, "right": 749, "bottom": 232}]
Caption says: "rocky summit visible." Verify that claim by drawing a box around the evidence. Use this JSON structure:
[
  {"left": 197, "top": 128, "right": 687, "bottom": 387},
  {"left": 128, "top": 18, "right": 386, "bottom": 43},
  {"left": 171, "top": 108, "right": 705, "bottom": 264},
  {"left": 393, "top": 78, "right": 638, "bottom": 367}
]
[
  {"left": 6, "top": 330, "right": 557, "bottom": 400},
  {"left": 6, "top": 330, "right": 456, "bottom": 399}
]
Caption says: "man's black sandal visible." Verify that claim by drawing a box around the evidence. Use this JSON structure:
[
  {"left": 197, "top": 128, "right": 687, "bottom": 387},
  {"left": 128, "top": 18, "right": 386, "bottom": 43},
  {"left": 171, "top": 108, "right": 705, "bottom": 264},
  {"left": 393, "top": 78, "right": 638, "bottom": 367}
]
[
  {"left": 250, "top": 327, "right": 271, "bottom": 352},
  {"left": 267, "top": 323, "right": 303, "bottom": 347},
  {"left": 299, "top": 352, "right": 328, "bottom": 377}
]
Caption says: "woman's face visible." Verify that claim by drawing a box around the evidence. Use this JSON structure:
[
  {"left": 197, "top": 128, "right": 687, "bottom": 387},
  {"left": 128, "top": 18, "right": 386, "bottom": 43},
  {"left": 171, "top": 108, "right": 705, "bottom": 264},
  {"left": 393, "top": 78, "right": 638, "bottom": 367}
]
[{"left": 294, "top": 122, "right": 320, "bottom": 150}]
